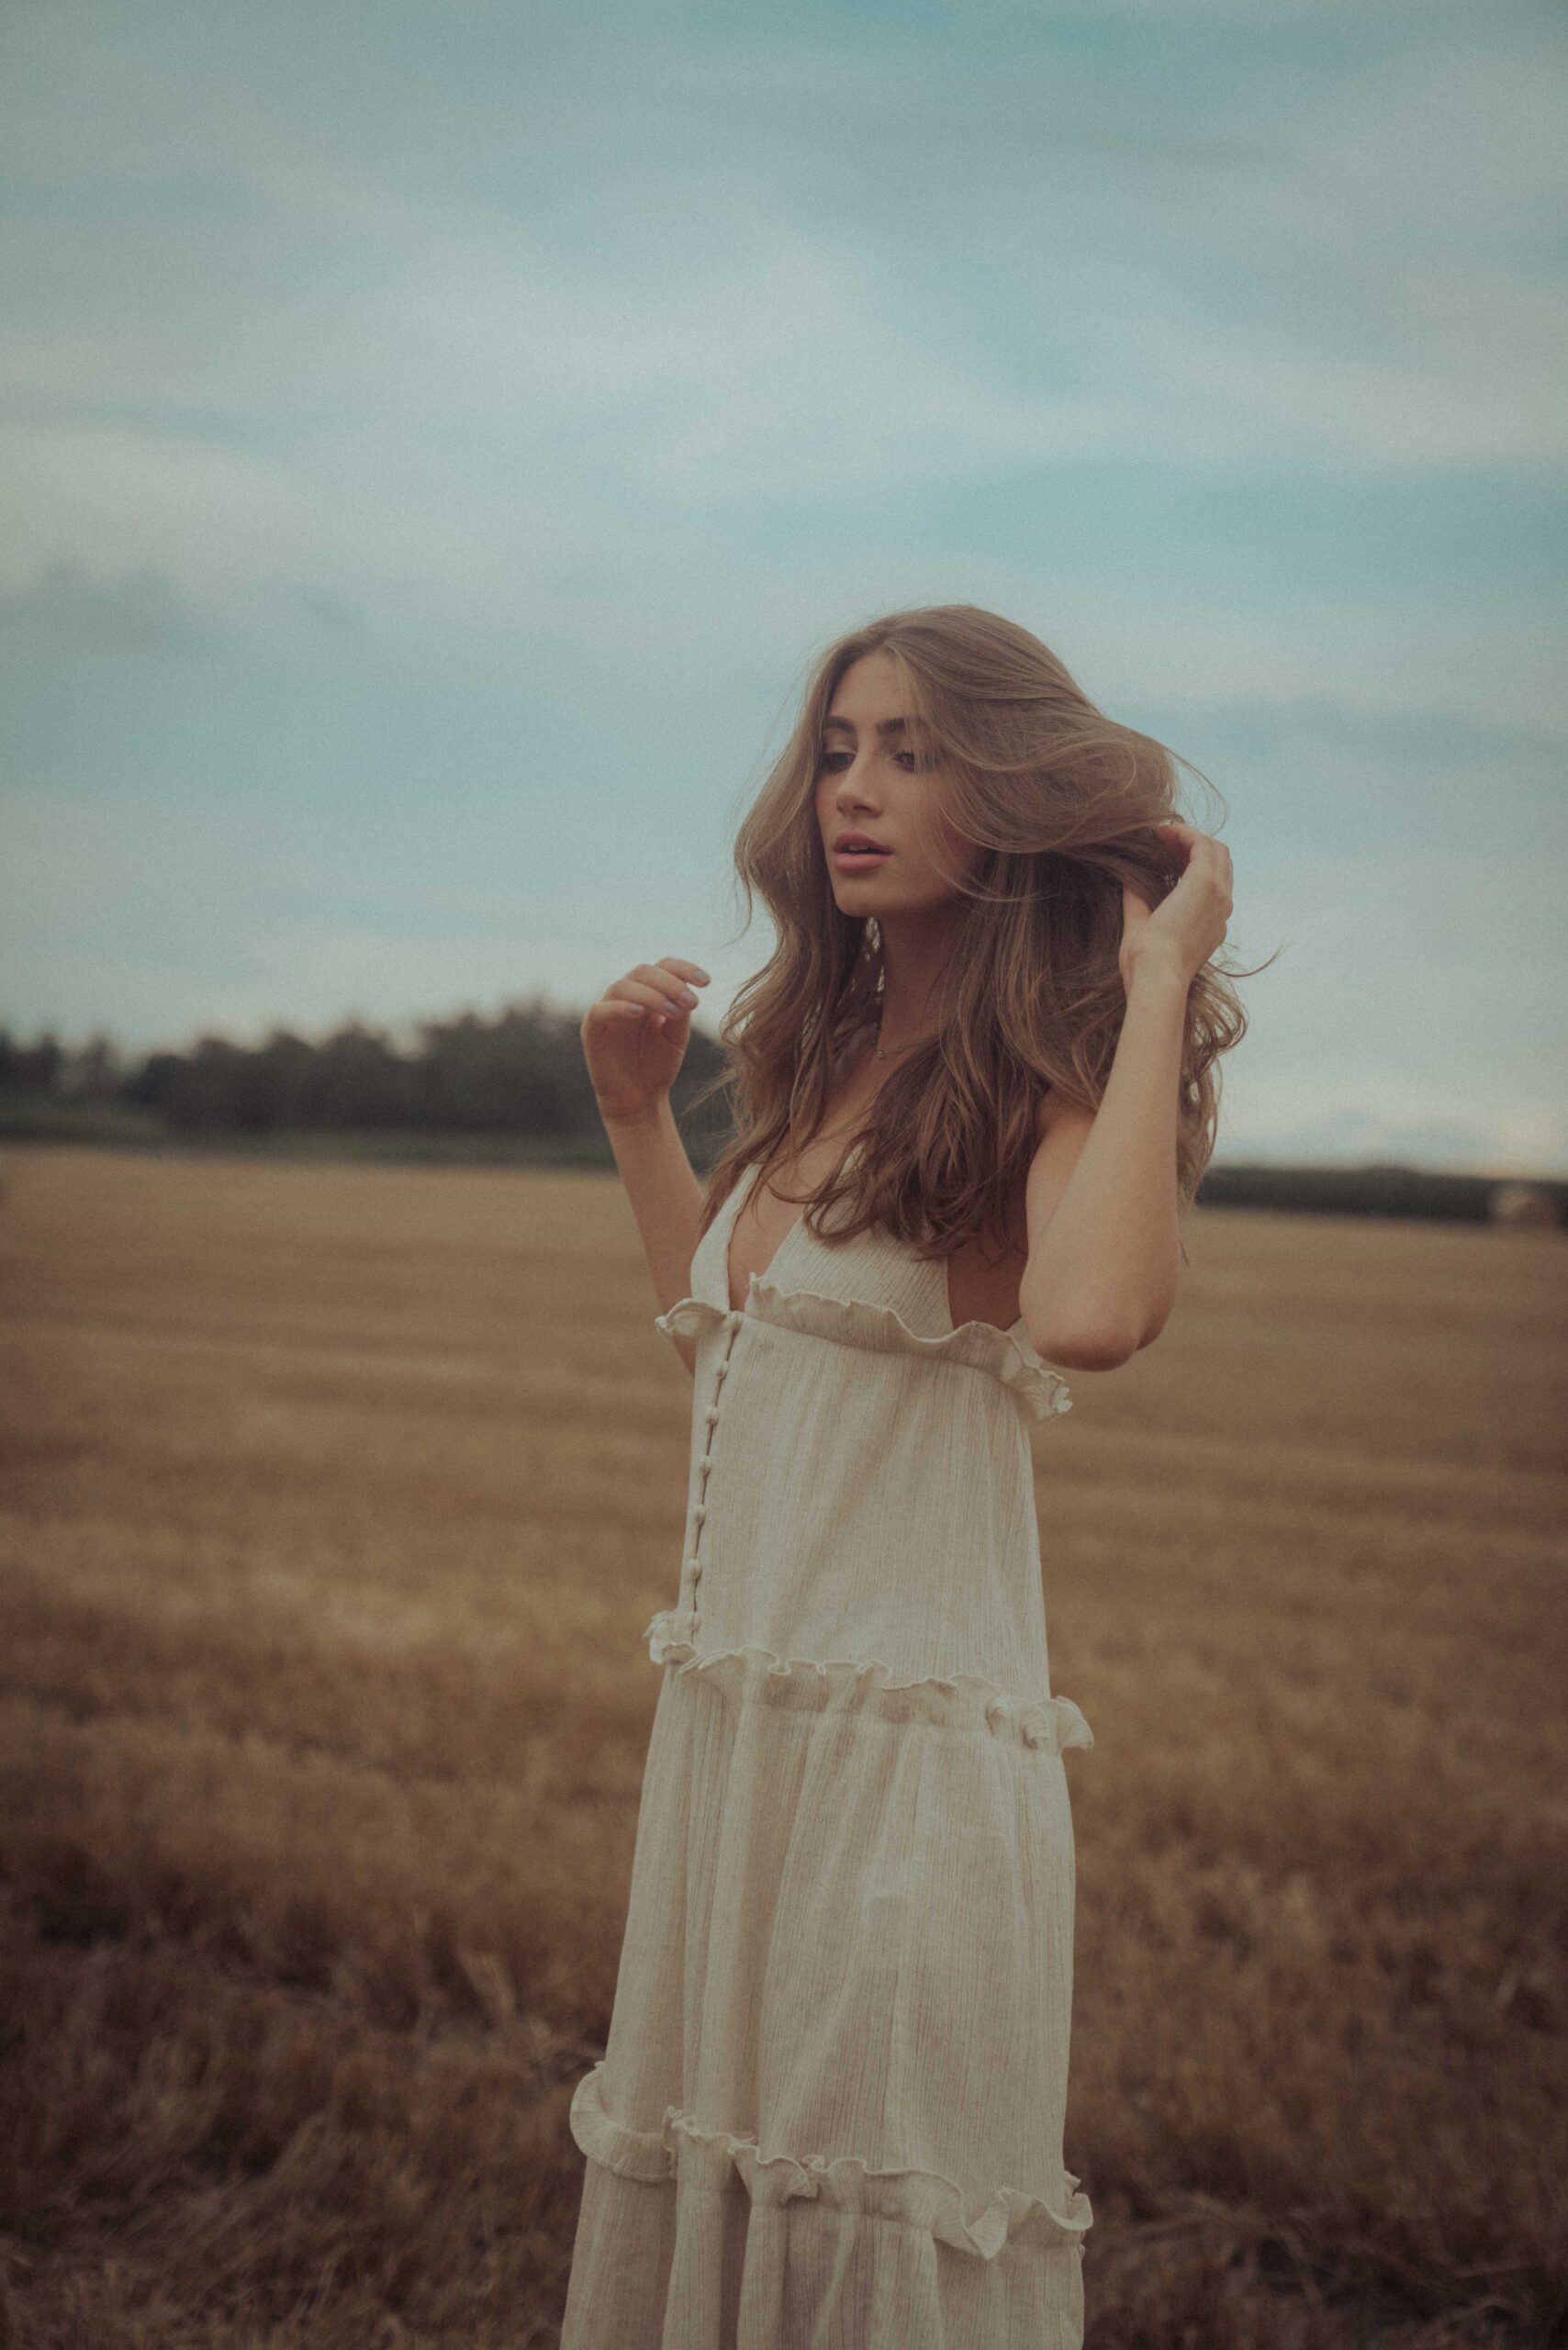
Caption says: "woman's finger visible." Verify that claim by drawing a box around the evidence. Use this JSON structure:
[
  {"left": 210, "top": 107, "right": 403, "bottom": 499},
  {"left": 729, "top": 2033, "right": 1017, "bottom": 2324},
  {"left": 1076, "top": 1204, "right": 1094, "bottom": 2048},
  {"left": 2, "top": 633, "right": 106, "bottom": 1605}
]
[
  {"left": 621, "top": 972, "right": 700, "bottom": 1010},
  {"left": 630, "top": 964, "right": 702, "bottom": 1012}
]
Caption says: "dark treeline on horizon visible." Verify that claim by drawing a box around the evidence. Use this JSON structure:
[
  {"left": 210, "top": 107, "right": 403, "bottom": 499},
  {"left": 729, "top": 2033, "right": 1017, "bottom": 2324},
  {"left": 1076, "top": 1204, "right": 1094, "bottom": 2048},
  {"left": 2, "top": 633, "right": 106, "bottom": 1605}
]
[
  {"left": 2, "top": 1009, "right": 1563, "bottom": 1225},
  {"left": 0, "top": 1001, "right": 731, "bottom": 1142}
]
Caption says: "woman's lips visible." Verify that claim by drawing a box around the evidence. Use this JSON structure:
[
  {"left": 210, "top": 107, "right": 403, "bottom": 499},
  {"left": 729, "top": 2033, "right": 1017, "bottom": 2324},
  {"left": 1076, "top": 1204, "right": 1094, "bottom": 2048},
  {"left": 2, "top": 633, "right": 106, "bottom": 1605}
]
[{"left": 832, "top": 845, "right": 893, "bottom": 870}]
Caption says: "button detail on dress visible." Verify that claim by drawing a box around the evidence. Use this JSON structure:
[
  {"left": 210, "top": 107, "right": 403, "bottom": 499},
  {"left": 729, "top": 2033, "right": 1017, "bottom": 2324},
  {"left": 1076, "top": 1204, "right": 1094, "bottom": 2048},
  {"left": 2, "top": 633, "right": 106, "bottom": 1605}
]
[
  {"left": 704, "top": 1405, "right": 721, "bottom": 1429},
  {"left": 691, "top": 1503, "right": 706, "bottom": 1527}
]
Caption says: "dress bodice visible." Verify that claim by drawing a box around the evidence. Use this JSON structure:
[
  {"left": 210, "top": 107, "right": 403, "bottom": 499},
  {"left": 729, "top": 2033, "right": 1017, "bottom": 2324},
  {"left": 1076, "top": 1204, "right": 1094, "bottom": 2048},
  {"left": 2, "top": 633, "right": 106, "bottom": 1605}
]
[{"left": 649, "top": 1150, "right": 1078, "bottom": 1707}]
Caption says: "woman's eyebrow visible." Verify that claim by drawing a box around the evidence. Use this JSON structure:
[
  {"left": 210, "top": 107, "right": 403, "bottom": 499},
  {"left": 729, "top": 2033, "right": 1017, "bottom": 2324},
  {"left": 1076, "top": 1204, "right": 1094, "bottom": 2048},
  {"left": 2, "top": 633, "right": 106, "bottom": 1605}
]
[{"left": 822, "top": 715, "right": 910, "bottom": 736}]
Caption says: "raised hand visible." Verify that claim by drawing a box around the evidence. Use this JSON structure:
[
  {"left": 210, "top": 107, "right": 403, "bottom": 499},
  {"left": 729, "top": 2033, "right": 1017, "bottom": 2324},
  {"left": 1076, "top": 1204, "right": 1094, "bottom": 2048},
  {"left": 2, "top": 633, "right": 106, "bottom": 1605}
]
[
  {"left": 1120, "top": 822, "right": 1233, "bottom": 992},
  {"left": 580, "top": 957, "right": 711, "bottom": 1125}
]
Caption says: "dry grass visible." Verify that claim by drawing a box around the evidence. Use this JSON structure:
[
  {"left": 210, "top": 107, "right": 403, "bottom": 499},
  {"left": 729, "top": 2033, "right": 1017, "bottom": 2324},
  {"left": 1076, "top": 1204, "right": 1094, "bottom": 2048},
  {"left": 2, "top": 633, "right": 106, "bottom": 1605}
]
[{"left": 0, "top": 1143, "right": 1563, "bottom": 2349}]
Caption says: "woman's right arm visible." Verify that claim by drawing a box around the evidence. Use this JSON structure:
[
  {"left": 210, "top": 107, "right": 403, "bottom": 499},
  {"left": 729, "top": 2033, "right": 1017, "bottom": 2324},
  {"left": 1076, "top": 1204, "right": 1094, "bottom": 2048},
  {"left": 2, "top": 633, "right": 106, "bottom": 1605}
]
[{"left": 580, "top": 956, "right": 713, "bottom": 1376}]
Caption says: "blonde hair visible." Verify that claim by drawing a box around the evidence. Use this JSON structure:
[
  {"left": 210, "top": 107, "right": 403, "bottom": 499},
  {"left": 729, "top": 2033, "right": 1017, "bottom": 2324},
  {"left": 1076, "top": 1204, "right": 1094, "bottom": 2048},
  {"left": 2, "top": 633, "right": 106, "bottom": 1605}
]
[{"left": 689, "top": 603, "right": 1260, "bottom": 1270}]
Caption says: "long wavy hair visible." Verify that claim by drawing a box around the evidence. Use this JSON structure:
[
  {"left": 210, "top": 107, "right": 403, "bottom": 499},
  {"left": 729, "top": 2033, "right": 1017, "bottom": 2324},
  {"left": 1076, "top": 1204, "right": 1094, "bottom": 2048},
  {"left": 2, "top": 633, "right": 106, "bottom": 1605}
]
[{"left": 687, "top": 603, "right": 1260, "bottom": 1270}]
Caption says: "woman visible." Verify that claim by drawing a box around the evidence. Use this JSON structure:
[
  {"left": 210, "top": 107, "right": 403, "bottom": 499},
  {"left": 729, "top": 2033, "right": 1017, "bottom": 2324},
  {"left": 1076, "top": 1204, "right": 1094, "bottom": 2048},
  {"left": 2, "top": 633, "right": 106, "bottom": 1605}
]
[{"left": 563, "top": 604, "right": 1241, "bottom": 2348}]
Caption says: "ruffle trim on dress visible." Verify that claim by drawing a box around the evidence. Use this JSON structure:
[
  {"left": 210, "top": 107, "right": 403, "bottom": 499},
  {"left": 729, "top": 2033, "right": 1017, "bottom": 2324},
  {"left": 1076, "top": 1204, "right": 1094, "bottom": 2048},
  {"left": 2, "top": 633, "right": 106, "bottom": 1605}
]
[
  {"left": 570, "top": 2062, "right": 1092, "bottom": 2260},
  {"left": 645, "top": 1610, "right": 1093, "bottom": 1755},
  {"left": 653, "top": 1284, "right": 1073, "bottom": 1424}
]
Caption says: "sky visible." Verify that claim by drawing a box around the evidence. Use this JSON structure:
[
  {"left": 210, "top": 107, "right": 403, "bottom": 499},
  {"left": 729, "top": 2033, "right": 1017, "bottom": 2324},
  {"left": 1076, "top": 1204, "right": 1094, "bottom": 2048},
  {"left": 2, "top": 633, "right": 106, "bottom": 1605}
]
[{"left": 2, "top": 0, "right": 1564, "bottom": 1172}]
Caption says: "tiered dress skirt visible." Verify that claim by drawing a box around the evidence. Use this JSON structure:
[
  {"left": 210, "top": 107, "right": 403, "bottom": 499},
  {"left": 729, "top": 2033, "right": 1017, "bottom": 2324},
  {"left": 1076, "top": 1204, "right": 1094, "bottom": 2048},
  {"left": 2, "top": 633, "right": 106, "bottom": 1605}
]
[{"left": 560, "top": 1201, "right": 1093, "bottom": 2350}]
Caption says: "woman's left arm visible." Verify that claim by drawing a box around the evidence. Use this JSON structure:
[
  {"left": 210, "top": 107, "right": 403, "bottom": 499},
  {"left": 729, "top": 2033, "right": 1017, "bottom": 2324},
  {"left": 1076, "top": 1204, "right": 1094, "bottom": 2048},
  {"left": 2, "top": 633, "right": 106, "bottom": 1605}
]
[{"left": 1017, "top": 823, "right": 1234, "bottom": 1372}]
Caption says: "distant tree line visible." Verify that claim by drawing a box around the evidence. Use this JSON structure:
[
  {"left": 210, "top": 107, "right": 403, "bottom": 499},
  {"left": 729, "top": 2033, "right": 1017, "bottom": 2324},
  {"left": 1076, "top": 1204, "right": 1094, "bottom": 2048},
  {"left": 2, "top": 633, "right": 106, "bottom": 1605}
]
[
  {"left": 0, "top": 1002, "right": 733, "bottom": 1147},
  {"left": 1, "top": 1010, "right": 1562, "bottom": 1223}
]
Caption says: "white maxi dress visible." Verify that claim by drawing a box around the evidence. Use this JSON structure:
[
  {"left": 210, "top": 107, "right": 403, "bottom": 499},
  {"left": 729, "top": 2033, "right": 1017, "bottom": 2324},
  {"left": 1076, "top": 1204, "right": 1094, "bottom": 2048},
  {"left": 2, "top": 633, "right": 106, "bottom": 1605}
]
[{"left": 561, "top": 1146, "right": 1093, "bottom": 2349}]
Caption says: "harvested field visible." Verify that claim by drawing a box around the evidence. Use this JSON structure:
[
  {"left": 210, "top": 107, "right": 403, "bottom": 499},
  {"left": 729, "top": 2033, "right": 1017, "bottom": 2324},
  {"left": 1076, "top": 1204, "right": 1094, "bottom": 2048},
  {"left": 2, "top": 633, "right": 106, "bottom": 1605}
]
[{"left": 1, "top": 1144, "right": 1563, "bottom": 2347}]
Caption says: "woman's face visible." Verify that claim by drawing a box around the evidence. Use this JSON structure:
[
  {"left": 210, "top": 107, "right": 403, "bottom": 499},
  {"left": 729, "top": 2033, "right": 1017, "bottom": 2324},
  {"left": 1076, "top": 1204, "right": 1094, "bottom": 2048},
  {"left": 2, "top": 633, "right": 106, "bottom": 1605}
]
[{"left": 813, "top": 651, "right": 983, "bottom": 914}]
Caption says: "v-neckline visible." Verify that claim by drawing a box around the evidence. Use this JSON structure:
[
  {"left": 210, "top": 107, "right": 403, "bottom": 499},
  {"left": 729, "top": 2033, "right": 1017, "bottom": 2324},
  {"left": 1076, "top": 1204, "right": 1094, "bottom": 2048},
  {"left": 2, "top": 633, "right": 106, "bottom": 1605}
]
[
  {"left": 722, "top": 1037, "right": 880, "bottom": 1316},
  {"left": 722, "top": 1154, "right": 832, "bottom": 1316}
]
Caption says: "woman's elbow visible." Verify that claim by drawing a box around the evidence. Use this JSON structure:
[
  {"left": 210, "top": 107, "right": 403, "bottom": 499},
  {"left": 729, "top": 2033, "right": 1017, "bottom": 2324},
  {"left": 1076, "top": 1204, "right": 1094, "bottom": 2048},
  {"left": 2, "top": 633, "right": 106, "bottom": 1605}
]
[
  {"left": 1029, "top": 1294, "right": 1172, "bottom": 1371},
  {"left": 1031, "top": 1320, "right": 1143, "bottom": 1372}
]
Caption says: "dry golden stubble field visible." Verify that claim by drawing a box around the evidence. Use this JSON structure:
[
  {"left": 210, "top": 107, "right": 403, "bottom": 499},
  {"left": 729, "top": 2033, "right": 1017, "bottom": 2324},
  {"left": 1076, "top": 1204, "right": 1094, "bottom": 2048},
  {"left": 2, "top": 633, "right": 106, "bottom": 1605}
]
[{"left": 0, "top": 1143, "right": 1563, "bottom": 2350}]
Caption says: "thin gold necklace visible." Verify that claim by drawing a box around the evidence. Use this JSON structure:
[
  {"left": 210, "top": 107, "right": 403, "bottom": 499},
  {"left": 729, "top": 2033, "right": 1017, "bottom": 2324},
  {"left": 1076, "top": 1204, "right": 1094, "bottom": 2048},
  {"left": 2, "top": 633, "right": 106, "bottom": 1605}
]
[{"left": 873, "top": 1021, "right": 935, "bottom": 1062}]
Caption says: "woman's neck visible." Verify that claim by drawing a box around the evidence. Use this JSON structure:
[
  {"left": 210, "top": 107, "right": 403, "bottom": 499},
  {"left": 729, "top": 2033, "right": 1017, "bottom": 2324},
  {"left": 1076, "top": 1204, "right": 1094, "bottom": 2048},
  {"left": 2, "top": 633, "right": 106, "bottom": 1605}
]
[{"left": 873, "top": 902, "right": 964, "bottom": 1052}]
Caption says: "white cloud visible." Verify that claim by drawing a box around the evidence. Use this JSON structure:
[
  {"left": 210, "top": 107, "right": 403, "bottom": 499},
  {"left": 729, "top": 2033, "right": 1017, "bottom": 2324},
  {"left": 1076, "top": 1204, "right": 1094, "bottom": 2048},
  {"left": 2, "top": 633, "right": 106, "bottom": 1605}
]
[{"left": 3, "top": 15, "right": 1563, "bottom": 528}]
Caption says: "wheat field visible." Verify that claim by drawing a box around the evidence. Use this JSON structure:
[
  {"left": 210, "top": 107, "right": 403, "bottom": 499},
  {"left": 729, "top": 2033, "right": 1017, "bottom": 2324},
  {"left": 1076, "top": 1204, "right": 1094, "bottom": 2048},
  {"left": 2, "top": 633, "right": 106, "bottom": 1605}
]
[{"left": 1, "top": 1143, "right": 1563, "bottom": 2349}]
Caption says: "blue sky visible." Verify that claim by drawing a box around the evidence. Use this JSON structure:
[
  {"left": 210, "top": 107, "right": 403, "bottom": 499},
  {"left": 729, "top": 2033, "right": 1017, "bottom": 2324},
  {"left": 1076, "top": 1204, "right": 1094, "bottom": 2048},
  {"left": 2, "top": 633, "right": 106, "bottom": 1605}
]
[{"left": 2, "top": 0, "right": 1564, "bottom": 1170}]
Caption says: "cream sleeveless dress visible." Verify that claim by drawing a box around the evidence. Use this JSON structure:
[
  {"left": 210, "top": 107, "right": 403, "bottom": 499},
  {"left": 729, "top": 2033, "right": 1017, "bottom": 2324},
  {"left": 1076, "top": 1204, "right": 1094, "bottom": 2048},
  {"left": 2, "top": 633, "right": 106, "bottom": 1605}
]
[{"left": 561, "top": 1142, "right": 1093, "bottom": 2349}]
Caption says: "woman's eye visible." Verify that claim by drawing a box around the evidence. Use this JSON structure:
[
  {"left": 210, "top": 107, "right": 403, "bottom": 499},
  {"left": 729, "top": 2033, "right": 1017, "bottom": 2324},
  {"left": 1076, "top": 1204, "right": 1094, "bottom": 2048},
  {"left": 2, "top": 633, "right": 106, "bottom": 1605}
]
[{"left": 818, "top": 749, "right": 918, "bottom": 772}]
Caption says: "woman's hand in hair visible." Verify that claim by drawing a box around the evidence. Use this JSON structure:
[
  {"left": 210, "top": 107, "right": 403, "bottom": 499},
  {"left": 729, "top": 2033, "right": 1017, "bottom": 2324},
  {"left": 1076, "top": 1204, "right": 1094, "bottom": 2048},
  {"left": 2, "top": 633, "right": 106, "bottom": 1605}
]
[
  {"left": 1119, "top": 822, "right": 1233, "bottom": 993},
  {"left": 581, "top": 957, "right": 711, "bottom": 1125}
]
